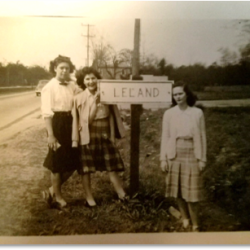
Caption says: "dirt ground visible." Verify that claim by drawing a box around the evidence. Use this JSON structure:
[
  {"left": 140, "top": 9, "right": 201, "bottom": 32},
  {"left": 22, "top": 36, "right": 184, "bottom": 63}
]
[{"left": 0, "top": 123, "right": 48, "bottom": 235}]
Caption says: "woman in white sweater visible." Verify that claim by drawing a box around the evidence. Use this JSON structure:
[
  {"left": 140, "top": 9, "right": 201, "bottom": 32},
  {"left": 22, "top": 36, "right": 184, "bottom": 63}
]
[{"left": 160, "top": 81, "right": 207, "bottom": 232}]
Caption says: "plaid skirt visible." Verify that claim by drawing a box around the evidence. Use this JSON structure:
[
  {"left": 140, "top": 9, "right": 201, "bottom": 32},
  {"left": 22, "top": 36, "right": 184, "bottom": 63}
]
[
  {"left": 165, "top": 138, "right": 204, "bottom": 202},
  {"left": 78, "top": 117, "right": 125, "bottom": 174},
  {"left": 43, "top": 112, "right": 81, "bottom": 173}
]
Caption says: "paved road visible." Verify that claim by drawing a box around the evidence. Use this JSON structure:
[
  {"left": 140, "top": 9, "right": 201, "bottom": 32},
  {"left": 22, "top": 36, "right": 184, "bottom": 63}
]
[
  {"left": 0, "top": 92, "right": 42, "bottom": 144},
  {"left": 0, "top": 92, "right": 41, "bottom": 131}
]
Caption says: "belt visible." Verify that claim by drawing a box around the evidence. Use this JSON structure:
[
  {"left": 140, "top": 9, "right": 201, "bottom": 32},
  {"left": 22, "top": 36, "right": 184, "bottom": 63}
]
[
  {"left": 53, "top": 111, "right": 71, "bottom": 116},
  {"left": 177, "top": 136, "right": 193, "bottom": 140}
]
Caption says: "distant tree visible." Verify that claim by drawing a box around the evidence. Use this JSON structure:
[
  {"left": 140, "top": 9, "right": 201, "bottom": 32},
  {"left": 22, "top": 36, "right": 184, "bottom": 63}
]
[
  {"left": 140, "top": 53, "right": 159, "bottom": 75},
  {"left": 26, "top": 65, "right": 52, "bottom": 85},
  {"left": 218, "top": 47, "right": 239, "bottom": 66},
  {"left": 164, "top": 63, "right": 175, "bottom": 79},
  {"left": 91, "top": 38, "right": 132, "bottom": 79},
  {"left": 5, "top": 62, "right": 27, "bottom": 86},
  {"left": 0, "top": 61, "right": 51, "bottom": 86},
  {"left": 157, "top": 58, "right": 166, "bottom": 75},
  {"left": 119, "top": 48, "right": 133, "bottom": 68}
]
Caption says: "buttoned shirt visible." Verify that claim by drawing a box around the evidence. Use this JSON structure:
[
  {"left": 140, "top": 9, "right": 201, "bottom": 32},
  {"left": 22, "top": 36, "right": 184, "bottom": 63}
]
[
  {"left": 85, "top": 88, "right": 110, "bottom": 120},
  {"left": 41, "top": 78, "right": 82, "bottom": 118},
  {"left": 160, "top": 105, "right": 207, "bottom": 162},
  {"left": 72, "top": 90, "right": 126, "bottom": 146},
  {"left": 175, "top": 106, "right": 194, "bottom": 138}
]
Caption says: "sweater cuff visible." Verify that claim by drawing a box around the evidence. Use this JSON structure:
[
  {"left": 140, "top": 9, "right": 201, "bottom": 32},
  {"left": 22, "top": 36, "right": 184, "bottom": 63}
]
[{"left": 72, "top": 141, "right": 78, "bottom": 147}]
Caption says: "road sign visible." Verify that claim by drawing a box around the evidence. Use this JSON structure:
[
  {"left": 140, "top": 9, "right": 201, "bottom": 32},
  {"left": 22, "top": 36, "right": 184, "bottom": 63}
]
[{"left": 100, "top": 80, "right": 173, "bottom": 104}]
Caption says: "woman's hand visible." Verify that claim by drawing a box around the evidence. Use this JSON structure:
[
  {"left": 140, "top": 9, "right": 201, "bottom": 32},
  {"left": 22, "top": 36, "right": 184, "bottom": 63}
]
[
  {"left": 198, "top": 160, "right": 206, "bottom": 172},
  {"left": 160, "top": 160, "right": 169, "bottom": 173},
  {"left": 47, "top": 135, "right": 58, "bottom": 151}
]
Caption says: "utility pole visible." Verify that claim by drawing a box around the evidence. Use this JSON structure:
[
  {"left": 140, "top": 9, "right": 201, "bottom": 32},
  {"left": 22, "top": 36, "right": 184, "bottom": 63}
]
[{"left": 82, "top": 24, "right": 94, "bottom": 67}]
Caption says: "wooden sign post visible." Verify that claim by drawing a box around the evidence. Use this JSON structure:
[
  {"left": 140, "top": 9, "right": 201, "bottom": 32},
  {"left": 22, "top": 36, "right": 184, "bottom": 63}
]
[
  {"left": 100, "top": 80, "right": 172, "bottom": 196},
  {"left": 100, "top": 19, "right": 173, "bottom": 197}
]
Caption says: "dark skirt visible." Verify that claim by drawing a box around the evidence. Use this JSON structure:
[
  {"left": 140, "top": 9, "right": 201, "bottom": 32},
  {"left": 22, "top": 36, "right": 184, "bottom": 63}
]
[
  {"left": 165, "top": 138, "right": 204, "bottom": 202},
  {"left": 43, "top": 112, "right": 80, "bottom": 173},
  {"left": 78, "top": 117, "right": 125, "bottom": 174}
]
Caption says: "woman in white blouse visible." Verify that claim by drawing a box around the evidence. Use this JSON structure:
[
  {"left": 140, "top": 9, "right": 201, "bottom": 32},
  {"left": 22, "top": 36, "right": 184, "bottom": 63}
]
[
  {"left": 160, "top": 81, "right": 206, "bottom": 232},
  {"left": 41, "top": 55, "right": 82, "bottom": 208}
]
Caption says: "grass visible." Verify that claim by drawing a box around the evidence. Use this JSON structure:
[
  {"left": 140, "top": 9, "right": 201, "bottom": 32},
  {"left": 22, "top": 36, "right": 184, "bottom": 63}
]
[
  {"left": 195, "top": 91, "right": 250, "bottom": 100},
  {"left": 0, "top": 107, "right": 250, "bottom": 235}
]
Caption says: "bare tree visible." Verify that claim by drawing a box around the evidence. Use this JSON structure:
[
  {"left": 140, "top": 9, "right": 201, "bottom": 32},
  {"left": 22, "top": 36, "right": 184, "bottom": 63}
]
[
  {"left": 218, "top": 47, "right": 239, "bottom": 66},
  {"left": 91, "top": 37, "right": 132, "bottom": 79}
]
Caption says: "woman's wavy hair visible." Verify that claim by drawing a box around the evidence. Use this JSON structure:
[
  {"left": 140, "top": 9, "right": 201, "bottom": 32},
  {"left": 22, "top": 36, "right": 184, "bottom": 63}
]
[
  {"left": 172, "top": 81, "right": 198, "bottom": 107},
  {"left": 75, "top": 66, "right": 101, "bottom": 90},
  {"left": 49, "top": 55, "right": 75, "bottom": 75}
]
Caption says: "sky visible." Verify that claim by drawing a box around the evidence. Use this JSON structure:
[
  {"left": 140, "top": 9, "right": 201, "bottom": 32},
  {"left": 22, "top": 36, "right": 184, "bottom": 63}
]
[{"left": 0, "top": 1, "right": 250, "bottom": 70}]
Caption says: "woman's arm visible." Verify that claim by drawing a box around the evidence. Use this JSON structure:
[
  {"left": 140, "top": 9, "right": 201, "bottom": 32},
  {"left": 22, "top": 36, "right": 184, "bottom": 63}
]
[
  {"left": 44, "top": 117, "right": 57, "bottom": 151},
  {"left": 160, "top": 111, "right": 170, "bottom": 173},
  {"left": 72, "top": 97, "right": 80, "bottom": 147},
  {"left": 160, "top": 111, "right": 170, "bottom": 161},
  {"left": 41, "top": 82, "right": 57, "bottom": 151}
]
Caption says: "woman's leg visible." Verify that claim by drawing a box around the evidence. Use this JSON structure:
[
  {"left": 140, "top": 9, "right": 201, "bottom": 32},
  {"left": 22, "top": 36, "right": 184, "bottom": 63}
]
[
  {"left": 108, "top": 171, "right": 126, "bottom": 199},
  {"left": 82, "top": 173, "right": 96, "bottom": 206},
  {"left": 48, "top": 171, "right": 75, "bottom": 196},
  {"left": 51, "top": 172, "right": 66, "bottom": 207},
  {"left": 177, "top": 198, "right": 190, "bottom": 228},
  {"left": 177, "top": 198, "right": 190, "bottom": 219},
  {"left": 188, "top": 202, "right": 199, "bottom": 231},
  {"left": 176, "top": 164, "right": 190, "bottom": 228}
]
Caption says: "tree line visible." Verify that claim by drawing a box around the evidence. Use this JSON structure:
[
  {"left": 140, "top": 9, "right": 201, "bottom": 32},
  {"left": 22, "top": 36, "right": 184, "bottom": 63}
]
[
  {"left": 91, "top": 44, "right": 250, "bottom": 91},
  {"left": 0, "top": 62, "right": 51, "bottom": 87},
  {"left": 2, "top": 56, "right": 250, "bottom": 91},
  {"left": 140, "top": 58, "right": 250, "bottom": 91}
]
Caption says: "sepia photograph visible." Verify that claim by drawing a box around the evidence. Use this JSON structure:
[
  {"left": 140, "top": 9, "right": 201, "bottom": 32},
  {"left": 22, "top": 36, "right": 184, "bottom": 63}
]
[{"left": 1, "top": 0, "right": 250, "bottom": 245}]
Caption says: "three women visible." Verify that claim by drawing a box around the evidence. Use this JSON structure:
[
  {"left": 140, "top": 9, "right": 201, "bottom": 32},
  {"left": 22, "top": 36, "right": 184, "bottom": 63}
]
[{"left": 41, "top": 56, "right": 206, "bottom": 231}]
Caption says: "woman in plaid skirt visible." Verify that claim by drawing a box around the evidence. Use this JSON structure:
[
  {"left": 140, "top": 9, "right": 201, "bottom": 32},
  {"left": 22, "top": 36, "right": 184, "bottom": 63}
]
[
  {"left": 72, "top": 67, "right": 127, "bottom": 207},
  {"left": 160, "top": 81, "right": 207, "bottom": 231}
]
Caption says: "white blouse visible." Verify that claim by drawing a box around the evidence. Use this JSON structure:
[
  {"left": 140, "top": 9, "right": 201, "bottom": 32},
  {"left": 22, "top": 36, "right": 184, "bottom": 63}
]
[
  {"left": 85, "top": 88, "right": 110, "bottom": 120},
  {"left": 175, "top": 106, "right": 194, "bottom": 138},
  {"left": 41, "top": 78, "right": 82, "bottom": 118}
]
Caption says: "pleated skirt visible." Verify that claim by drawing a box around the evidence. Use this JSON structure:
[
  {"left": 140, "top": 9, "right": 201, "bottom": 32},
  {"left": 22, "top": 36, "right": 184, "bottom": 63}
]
[
  {"left": 43, "top": 112, "right": 81, "bottom": 173},
  {"left": 78, "top": 117, "right": 125, "bottom": 174},
  {"left": 165, "top": 138, "right": 204, "bottom": 202}
]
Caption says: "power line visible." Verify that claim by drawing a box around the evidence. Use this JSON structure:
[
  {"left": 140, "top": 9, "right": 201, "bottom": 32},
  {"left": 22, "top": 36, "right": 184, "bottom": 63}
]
[{"left": 82, "top": 24, "right": 95, "bottom": 67}]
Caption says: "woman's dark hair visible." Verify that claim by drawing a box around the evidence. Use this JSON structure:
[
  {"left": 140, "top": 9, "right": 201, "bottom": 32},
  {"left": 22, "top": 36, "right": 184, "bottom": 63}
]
[
  {"left": 75, "top": 66, "right": 101, "bottom": 90},
  {"left": 172, "top": 81, "right": 198, "bottom": 107},
  {"left": 49, "top": 55, "right": 75, "bottom": 75}
]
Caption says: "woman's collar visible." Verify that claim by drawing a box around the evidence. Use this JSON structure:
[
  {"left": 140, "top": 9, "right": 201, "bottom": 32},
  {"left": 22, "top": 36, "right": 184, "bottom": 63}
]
[
  {"left": 176, "top": 105, "right": 191, "bottom": 113},
  {"left": 54, "top": 78, "right": 70, "bottom": 85}
]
